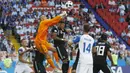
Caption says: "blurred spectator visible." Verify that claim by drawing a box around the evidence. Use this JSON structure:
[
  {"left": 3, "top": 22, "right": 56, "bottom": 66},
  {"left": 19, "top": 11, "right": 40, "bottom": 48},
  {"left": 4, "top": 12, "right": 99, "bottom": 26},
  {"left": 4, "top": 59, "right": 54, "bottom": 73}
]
[
  {"left": 125, "top": 1, "right": 130, "bottom": 13},
  {"left": 118, "top": 3, "right": 125, "bottom": 16},
  {"left": 55, "top": 0, "right": 61, "bottom": 8},
  {"left": 125, "top": 51, "right": 130, "bottom": 66},
  {"left": 10, "top": 45, "right": 17, "bottom": 61},
  {"left": 82, "top": 7, "right": 88, "bottom": 13},
  {"left": 119, "top": 16, "right": 125, "bottom": 23},
  {"left": 108, "top": 0, "right": 116, "bottom": 12},
  {"left": 105, "top": 29, "right": 113, "bottom": 36},
  {"left": 0, "top": 40, "right": 7, "bottom": 51},
  {"left": 111, "top": 49, "right": 118, "bottom": 66},
  {"left": 9, "top": 43, "right": 15, "bottom": 54},
  {"left": 19, "top": 8, "right": 25, "bottom": 17},
  {"left": 89, "top": 26, "right": 96, "bottom": 36},
  {"left": 119, "top": 42, "right": 126, "bottom": 59},
  {"left": 47, "top": 12, "right": 53, "bottom": 19},
  {"left": 26, "top": 2, "right": 32, "bottom": 9},
  {"left": 50, "top": 9, "right": 55, "bottom": 17},
  {"left": 0, "top": 51, "right": 7, "bottom": 61},
  {"left": 3, "top": 55, "right": 12, "bottom": 68},
  {"left": 0, "top": 6, "right": 2, "bottom": 18},
  {"left": 107, "top": 36, "right": 115, "bottom": 44},
  {"left": 95, "top": 2, "right": 105, "bottom": 10},
  {"left": 126, "top": 15, "right": 130, "bottom": 30},
  {"left": 95, "top": 25, "right": 101, "bottom": 34},
  {"left": 121, "top": 30, "right": 127, "bottom": 40},
  {"left": 115, "top": 36, "right": 119, "bottom": 42},
  {"left": 108, "top": 0, "right": 116, "bottom": 6},
  {"left": 34, "top": 0, "right": 41, "bottom": 6},
  {"left": 95, "top": 32, "right": 101, "bottom": 41},
  {"left": 11, "top": 8, "right": 17, "bottom": 16},
  {"left": 0, "top": 27, "right": 4, "bottom": 38},
  {"left": 22, "top": 5, "right": 27, "bottom": 13},
  {"left": 89, "top": 12, "right": 97, "bottom": 24},
  {"left": 61, "top": 1, "right": 66, "bottom": 9},
  {"left": 1, "top": 36, "right": 9, "bottom": 51},
  {"left": 119, "top": 42, "right": 126, "bottom": 51},
  {"left": 67, "top": 16, "right": 74, "bottom": 22},
  {"left": 43, "top": 9, "right": 48, "bottom": 16},
  {"left": 126, "top": 30, "right": 130, "bottom": 38},
  {"left": 48, "top": 0, "right": 55, "bottom": 6}
]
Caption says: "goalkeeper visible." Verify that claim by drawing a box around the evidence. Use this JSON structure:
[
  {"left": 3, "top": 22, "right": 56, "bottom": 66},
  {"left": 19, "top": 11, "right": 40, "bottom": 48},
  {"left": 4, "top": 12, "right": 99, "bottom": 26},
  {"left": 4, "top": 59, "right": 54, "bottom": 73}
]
[{"left": 34, "top": 11, "right": 67, "bottom": 73}]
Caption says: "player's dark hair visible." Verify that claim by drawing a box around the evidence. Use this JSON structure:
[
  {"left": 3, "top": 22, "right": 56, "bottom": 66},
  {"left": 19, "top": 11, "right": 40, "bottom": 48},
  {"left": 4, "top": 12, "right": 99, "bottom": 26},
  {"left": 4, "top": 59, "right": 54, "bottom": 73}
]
[
  {"left": 20, "top": 38, "right": 26, "bottom": 43},
  {"left": 59, "top": 21, "right": 64, "bottom": 23},
  {"left": 101, "top": 33, "right": 108, "bottom": 41},
  {"left": 84, "top": 24, "right": 90, "bottom": 33}
]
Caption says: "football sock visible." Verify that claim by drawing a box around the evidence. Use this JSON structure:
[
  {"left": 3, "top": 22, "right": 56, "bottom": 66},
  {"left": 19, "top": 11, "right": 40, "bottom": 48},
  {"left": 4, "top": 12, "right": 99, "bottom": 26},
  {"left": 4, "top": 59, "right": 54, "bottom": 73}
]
[
  {"left": 53, "top": 52, "right": 59, "bottom": 62},
  {"left": 47, "top": 58, "right": 56, "bottom": 68},
  {"left": 62, "top": 61, "right": 69, "bottom": 73}
]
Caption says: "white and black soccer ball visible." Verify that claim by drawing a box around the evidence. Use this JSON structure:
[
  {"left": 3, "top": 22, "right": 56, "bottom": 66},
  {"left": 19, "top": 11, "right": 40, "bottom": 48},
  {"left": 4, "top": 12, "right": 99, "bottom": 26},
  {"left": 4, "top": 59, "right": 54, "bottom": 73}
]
[{"left": 65, "top": 1, "right": 73, "bottom": 8}]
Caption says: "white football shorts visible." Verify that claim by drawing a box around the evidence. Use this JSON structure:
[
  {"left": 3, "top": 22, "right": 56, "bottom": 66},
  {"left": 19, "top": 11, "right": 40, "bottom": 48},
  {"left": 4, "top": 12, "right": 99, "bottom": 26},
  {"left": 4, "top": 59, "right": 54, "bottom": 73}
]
[
  {"left": 76, "top": 63, "right": 93, "bottom": 73},
  {"left": 14, "top": 63, "right": 33, "bottom": 73}
]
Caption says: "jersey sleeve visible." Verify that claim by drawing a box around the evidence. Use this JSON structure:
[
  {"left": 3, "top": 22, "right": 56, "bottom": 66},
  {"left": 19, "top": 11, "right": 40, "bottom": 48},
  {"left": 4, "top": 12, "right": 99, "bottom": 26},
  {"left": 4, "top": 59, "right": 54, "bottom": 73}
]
[
  {"left": 47, "top": 16, "right": 62, "bottom": 26},
  {"left": 93, "top": 41, "right": 97, "bottom": 47},
  {"left": 18, "top": 47, "right": 24, "bottom": 54},
  {"left": 72, "top": 36, "right": 80, "bottom": 43},
  {"left": 106, "top": 42, "right": 111, "bottom": 52}
]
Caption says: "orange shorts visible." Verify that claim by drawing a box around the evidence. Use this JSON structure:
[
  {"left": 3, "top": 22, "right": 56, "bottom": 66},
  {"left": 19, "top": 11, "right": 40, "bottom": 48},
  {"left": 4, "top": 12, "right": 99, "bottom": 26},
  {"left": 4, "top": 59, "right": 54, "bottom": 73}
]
[{"left": 34, "top": 39, "right": 52, "bottom": 54}]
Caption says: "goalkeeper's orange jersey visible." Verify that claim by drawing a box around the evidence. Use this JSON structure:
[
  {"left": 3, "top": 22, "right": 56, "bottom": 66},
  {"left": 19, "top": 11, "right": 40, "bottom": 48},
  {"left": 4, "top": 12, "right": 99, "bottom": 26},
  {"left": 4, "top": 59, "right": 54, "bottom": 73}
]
[{"left": 34, "top": 16, "right": 62, "bottom": 54}]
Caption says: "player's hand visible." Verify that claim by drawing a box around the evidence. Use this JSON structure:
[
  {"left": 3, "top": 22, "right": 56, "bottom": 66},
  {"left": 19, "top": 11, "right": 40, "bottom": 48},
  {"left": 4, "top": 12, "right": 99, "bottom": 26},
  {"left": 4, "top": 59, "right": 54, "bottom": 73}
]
[
  {"left": 72, "top": 69, "right": 76, "bottom": 73},
  {"left": 59, "top": 11, "right": 67, "bottom": 18},
  {"left": 28, "top": 62, "right": 33, "bottom": 64},
  {"left": 27, "top": 49, "right": 33, "bottom": 52},
  {"left": 67, "top": 39, "right": 73, "bottom": 46},
  {"left": 63, "top": 39, "right": 68, "bottom": 42},
  {"left": 62, "top": 11, "right": 67, "bottom": 16},
  {"left": 111, "top": 63, "right": 115, "bottom": 66}
]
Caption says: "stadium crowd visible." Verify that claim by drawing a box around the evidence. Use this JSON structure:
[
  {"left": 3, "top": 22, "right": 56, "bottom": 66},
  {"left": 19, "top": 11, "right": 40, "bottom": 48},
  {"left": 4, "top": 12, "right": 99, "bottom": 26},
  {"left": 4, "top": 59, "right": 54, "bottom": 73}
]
[{"left": 0, "top": 0, "right": 130, "bottom": 71}]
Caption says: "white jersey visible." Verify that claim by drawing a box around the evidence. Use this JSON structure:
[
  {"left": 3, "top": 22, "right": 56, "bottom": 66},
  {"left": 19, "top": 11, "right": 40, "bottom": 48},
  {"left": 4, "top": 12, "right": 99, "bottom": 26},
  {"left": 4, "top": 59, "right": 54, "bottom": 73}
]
[
  {"left": 78, "top": 34, "right": 94, "bottom": 64},
  {"left": 15, "top": 47, "right": 33, "bottom": 73},
  {"left": 17, "top": 47, "right": 30, "bottom": 65}
]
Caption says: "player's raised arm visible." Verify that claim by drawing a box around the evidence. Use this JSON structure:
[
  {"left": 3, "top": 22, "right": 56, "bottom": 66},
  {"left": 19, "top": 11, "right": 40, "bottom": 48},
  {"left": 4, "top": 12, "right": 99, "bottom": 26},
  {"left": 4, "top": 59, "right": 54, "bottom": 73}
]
[
  {"left": 39, "top": 11, "right": 67, "bottom": 27},
  {"left": 68, "top": 35, "right": 80, "bottom": 46},
  {"left": 18, "top": 49, "right": 32, "bottom": 64},
  {"left": 48, "top": 11, "right": 67, "bottom": 26}
]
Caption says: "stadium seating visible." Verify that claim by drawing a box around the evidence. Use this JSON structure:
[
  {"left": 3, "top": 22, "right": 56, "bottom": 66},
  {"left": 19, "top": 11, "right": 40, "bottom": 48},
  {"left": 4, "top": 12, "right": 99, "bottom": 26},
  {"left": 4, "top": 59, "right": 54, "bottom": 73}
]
[{"left": 87, "top": 0, "right": 130, "bottom": 46}]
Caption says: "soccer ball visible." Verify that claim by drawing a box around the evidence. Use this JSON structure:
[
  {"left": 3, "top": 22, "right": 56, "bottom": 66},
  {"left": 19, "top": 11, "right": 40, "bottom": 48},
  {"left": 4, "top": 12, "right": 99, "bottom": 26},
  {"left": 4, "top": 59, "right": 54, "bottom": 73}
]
[{"left": 65, "top": 1, "right": 73, "bottom": 8}]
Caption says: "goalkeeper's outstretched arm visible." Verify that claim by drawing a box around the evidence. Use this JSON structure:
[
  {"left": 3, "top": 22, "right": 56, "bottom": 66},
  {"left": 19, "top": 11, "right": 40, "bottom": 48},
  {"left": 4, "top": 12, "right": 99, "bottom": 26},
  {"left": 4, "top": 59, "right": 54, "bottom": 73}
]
[{"left": 40, "top": 11, "right": 67, "bottom": 26}]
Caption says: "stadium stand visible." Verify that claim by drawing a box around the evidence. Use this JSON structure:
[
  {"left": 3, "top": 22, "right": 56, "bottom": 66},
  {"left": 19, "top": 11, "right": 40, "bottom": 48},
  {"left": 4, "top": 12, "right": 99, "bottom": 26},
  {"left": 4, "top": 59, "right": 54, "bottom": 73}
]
[
  {"left": 84, "top": 0, "right": 130, "bottom": 65},
  {"left": 87, "top": 0, "right": 130, "bottom": 46}
]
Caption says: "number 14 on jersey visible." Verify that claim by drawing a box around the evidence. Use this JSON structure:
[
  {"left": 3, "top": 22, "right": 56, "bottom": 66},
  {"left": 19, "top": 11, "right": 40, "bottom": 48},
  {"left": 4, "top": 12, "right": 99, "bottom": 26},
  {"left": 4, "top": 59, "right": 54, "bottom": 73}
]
[{"left": 83, "top": 42, "right": 91, "bottom": 53}]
